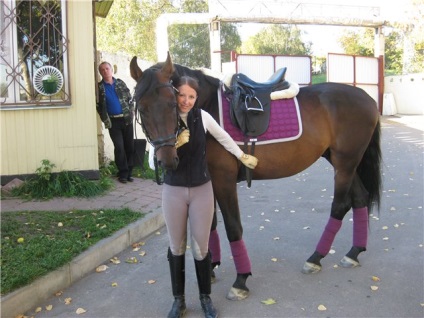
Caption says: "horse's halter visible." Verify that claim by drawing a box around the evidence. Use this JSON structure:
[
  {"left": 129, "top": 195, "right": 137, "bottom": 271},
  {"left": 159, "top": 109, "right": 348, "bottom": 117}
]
[
  {"left": 134, "top": 77, "right": 179, "bottom": 185},
  {"left": 136, "top": 81, "right": 179, "bottom": 150}
]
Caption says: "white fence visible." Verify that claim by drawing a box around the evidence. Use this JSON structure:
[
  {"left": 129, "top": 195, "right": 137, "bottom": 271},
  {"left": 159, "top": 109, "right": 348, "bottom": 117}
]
[{"left": 383, "top": 73, "right": 424, "bottom": 115}]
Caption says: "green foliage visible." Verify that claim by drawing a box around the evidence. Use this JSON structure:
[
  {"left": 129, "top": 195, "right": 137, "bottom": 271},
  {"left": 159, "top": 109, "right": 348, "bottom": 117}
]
[
  {"left": 168, "top": 0, "right": 241, "bottom": 68},
  {"left": 1, "top": 208, "right": 144, "bottom": 294},
  {"left": 338, "top": 28, "right": 374, "bottom": 57},
  {"left": 312, "top": 73, "right": 326, "bottom": 84},
  {"left": 96, "top": 0, "right": 176, "bottom": 61},
  {"left": 11, "top": 160, "right": 113, "bottom": 200},
  {"left": 241, "top": 25, "right": 312, "bottom": 56}
]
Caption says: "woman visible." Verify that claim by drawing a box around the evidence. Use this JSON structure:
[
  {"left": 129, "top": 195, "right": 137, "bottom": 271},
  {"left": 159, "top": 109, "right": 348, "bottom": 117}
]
[{"left": 150, "top": 76, "right": 258, "bottom": 318}]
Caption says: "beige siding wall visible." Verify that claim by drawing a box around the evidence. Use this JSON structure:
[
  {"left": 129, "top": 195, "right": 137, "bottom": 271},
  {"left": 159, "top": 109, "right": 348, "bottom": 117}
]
[{"left": 0, "top": 1, "right": 98, "bottom": 177}]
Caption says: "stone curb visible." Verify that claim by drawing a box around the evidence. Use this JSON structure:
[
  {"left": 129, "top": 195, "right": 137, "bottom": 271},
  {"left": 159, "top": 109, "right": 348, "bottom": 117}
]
[{"left": 1, "top": 209, "right": 165, "bottom": 318}]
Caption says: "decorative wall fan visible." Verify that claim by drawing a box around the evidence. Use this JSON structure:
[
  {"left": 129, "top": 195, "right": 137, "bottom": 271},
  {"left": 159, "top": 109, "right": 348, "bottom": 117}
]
[{"left": 33, "top": 66, "right": 64, "bottom": 96}]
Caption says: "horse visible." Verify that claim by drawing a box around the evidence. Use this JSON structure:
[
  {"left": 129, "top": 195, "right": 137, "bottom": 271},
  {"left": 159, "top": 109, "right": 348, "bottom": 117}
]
[{"left": 129, "top": 52, "right": 382, "bottom": 301}]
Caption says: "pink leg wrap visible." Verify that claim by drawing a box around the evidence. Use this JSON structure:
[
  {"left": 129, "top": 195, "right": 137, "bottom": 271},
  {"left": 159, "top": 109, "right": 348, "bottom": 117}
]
[
  {"left": 316, "top": 217, "right": 342, "bottom": 256},
  {"left": 208, "top": 229, "right": 221, "bottom": 264},
  {"left": 353, "top": 207, "right": 368, "bottom": 248},
  {"left": 230, "top": 240, "right": 251, "bottom": 274}
]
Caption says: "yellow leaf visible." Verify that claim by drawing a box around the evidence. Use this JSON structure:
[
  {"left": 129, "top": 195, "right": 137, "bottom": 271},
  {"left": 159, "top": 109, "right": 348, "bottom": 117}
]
[
  {"left": 133, "top": 247, "right": 141, "bottom": 251},
  {"left": 45, "top": 305, "right": 53, "bottom": 311},
  {"left": 17, "top": 237, "right": 24, "bottom": 244},
  {"left": 139, "top": 251, "right": 146, "bottom": 256},
  {"left": 35, "top": 307, "right": 42, "bottom": 313},
  {"left": 95, "top": 265, "right": 108, "bottom": 272},
  {"left": 371, "top": 276, "right": 380, "bottom": 282},
  {"left": 111, "top": 282, "right": 118, "bottom": 287},
  {"left": 271, "top": 258, "right": 278, "bottom": 262},
  {"left": 57, "top": 222, "right": 63, "bottom": 227},
  {"left": 370, "top": 285, "right": 379, "bottom": 291},
  {"left": 318, "top": 304, "right": 327, "bottom": 311},
  {"left": 76, "top": 307, "right": 87, "bottom": 315},
  {"left": 125, "top": 257, "right": 138, "bottom": 264},
  {"left": 110, "top": 257, "right": 121, "bottom": 264},
  {"left": 155, "top": 231, "right": 161, "bottom": 235},
  {"left": 261, "top": 298, "right": 276, "bottom": 305},
  {"left": 64, "top": 297, "right": 72, "bottom": 305},
  {"left": 148, "top": 280, "right": 156, "bottom": 284}
]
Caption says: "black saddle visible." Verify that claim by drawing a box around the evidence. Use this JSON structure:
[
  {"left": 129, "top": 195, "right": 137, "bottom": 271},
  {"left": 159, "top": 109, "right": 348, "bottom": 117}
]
[{"left": 228, "top": 67, "right": 289, "bottom": 137}]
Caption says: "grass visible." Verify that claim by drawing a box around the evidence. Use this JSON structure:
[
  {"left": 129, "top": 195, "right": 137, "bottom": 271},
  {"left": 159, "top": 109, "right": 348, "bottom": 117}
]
[
  {"left": 1, "top": 154, "right": 155, "bottom": 295},
  {"left": 1, "top": 208, "right": 144, "bottom": 295}
]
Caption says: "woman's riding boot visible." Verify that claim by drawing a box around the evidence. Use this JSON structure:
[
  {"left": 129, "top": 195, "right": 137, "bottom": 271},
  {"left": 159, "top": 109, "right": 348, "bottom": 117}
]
[
  {"left": 195, "top": 252, "right": 218, "bottom": 318},
  {"left": 168, "top": 248, "right": 186, "bottom": 318}
]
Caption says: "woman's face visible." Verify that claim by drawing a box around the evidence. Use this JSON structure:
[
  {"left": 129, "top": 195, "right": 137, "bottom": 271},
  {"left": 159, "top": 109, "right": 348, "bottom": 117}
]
[{"left": 176, "top": 84, "right": 197, "bottom": 114}]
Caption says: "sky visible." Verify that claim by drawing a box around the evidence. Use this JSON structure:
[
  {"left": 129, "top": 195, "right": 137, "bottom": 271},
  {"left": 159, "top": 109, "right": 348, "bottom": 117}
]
[{"left": 233, "top": 0, "right": 405, "bottom": 55}]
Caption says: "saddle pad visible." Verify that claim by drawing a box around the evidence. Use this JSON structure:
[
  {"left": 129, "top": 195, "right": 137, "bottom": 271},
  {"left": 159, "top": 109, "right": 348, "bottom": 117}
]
[{"left": 218, "top": 88, "right": 303, "bottom": 145}]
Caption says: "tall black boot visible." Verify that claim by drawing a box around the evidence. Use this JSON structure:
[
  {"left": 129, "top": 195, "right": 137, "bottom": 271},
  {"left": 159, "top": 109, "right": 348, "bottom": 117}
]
[
  {"left": 168, "top": 248, "right": 186, "bottom": 318},
  {"left": 195, "top": 252, "right": 218, "bottom": 318}
]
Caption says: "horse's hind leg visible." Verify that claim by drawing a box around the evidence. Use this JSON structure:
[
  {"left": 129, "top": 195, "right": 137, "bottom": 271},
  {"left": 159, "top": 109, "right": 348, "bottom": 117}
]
[
  {"left": 302, "top": 155, "right": 358, "bottom": 274},
  {"left": 340, "top": 174, "right": 369, "bottom": 268}
]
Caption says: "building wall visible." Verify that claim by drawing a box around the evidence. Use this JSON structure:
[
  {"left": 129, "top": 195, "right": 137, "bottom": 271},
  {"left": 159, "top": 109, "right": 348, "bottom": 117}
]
[
  {"left": 0, "top": 1, "right": 98, "bottom": 182},
  {"left": 384, "top": 73, "right": 424, "bottom": 115}
]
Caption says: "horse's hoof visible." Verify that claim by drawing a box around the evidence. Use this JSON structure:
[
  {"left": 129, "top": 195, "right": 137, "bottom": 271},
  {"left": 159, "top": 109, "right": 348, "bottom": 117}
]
[
  {"left": 340, "top": 256, "right": 360, "bottom": 268},
  {"left": 226, "top": 287, "right": 249, "bottom": 301},
  {"left": 301, "top": 261, "right": 322, "bottom": 274}
]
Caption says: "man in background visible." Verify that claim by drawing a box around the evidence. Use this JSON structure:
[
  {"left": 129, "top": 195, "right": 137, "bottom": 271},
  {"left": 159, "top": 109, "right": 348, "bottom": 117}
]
[{"left": 97, "top": 61, "right": 134, "bottom": 183}]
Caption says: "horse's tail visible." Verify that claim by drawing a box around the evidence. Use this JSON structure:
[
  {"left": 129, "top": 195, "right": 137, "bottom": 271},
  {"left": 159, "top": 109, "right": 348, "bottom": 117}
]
[{"left": 357, "top": 120, "right": 382, "bottom": 214}]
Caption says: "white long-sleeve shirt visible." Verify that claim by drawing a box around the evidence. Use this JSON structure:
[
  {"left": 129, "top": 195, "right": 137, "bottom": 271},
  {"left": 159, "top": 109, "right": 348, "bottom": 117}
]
[{"left": 149, "top": 109, "right": 242, "bottom": 169}]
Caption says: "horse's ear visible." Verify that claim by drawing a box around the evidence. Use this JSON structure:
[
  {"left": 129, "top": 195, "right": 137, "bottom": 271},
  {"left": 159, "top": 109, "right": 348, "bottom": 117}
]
[
  {"left": 161, "top": 52, "right": 175, "bottom": 79},
  {"left": 130, "top": 56, "right": 143, "bottom": 81}
]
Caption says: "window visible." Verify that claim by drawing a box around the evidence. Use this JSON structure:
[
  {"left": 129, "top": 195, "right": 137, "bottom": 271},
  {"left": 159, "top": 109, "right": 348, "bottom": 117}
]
[{"left": 1, "top": 0, "right": 70, "bottom": 109}]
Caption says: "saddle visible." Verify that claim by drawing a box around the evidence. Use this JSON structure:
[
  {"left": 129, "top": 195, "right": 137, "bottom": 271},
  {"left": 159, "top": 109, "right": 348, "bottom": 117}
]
[{"left": 228, "top": 67, "right": 289, "bottom": 137}]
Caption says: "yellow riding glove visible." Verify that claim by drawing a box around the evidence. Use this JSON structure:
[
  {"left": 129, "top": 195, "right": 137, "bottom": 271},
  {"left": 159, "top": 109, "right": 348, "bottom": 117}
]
[
  {"left": 239, "top": 153, "right": 258, "bottom": 169},
  {"left": 175, "top": 129, "right": 190, "bottom": 149}
]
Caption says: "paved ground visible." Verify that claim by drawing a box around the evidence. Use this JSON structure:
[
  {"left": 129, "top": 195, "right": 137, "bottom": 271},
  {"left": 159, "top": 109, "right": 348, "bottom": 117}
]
[{"left": 1, "top": 115, "right": 423, "bottom": 318}]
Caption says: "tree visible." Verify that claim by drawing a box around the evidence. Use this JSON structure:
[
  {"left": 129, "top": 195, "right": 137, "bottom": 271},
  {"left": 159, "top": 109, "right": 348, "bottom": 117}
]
[
  {"left": 96, "top": 0, "right": 176, "bottom": 62},
  {"left": 241, "top": 25, "right": 312, "bottom": 56},
  {"left": 338, "top": 28, "right": 374, "bottom": 57},
  {"left": 168, "top": 0, "right": 241, "bottom": 68}
]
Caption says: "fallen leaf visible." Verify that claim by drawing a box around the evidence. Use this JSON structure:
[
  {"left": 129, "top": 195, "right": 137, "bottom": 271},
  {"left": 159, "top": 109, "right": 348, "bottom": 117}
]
[
  {"left": 273, "top": 237, "right": 280, "bottom": 240},
  {"left": 132, "top": 241, "right": 145, "bottom": 248},
  {"left": 133, "top": 247, "right": 141, "bottom": 251},
  {"left": 329, "top": 249, "right": 335, "bottom": 254},
  {"left": 394, "top": 224, "right": 399, "bottom": 228},
  {"left": 148, "top": 280, "right": 156, "bottom": 284},
  {"left": 45, "top": 305, "right": 53, "bottom": 311},
  {"left": 111, "top": 282, "right": 118, "bottom": 287},
  {"left": 271, "top": 258, "right": 278, "bottom": 262},
  {"left": 372, "top": 276, "right": 381, "bottom": 282},
  {"left": 76, "top": 307, "right": 87, "bottom": 314},
  {"left": 17, "top": 237, "right": 24, "bottom": 244},
  {"left": 35, "top": 307, "right": 42, "bottom": 313},
  {"left": 57, "top": 222, "right": 63, "bottom": 227},
  {"left": 110, "top": 257, "right": 121, "bottom": 265},
  {"left": 261, "top": 298, "right": 276, "bottom": 305},
  {"left": 333, "top": 264, "right": 339, "bottom": 268},
  {"left": 55, "top": 291, "right": 63, "bottom": 296},
  {"left": 383, "top": 237, "right": 389, "bottom": 241},
  {"left": 64, "top": 297, "right": 72, "bottom": 305},
  {"left": 259, "top": 226, "right": 264, "bottom": 230},
  {"left": 96, "top": 265, "right": 108, "bottom": 272},
  {"left": 382, "top": 226, "right": 388, "bottom": 230},
  {"left": 370, "top": 285, "right": 379, "bottom": 291},
  {"left": 303, "top": 226, "right": 310, "bottom": 230},
  {"left": 100, "top": 224, "right": 107, "bottom": 229},
  {"left": 265, "top": 219, "right": 270, "bottom": 222},
  {"left": 318, "top": 304, "right": 327, "bottom": 311},
  {"left": 139, "top": 251, "right": 146, "bottom": 256},
  {"left": 155, "top": 231, "right": 161, "bottom": 235},
  {"left": 125, "top": 257, "right": 138, "bottom": 264}
]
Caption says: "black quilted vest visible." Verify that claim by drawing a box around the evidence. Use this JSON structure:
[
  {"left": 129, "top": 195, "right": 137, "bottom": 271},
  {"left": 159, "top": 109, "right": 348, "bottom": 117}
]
[{"left": 164, "top": 108, "right": 210, "bottom": 187}]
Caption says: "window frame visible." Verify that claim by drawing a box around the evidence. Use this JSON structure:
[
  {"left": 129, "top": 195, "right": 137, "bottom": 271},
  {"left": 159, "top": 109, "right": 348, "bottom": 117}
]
[{"left": 0, "top": 0, "right": 71, "bottom": 110}]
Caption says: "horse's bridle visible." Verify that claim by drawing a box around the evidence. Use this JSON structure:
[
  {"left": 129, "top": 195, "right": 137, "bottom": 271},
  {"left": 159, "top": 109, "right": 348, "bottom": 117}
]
[{"left": 134, "top": 80, "right": 179, "bottom": 185}]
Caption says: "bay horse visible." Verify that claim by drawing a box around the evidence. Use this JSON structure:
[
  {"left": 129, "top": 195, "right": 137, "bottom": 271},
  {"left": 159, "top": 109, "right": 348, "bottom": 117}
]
[{"left": 130, "top": 53, "right": 382, "bottom": 301}]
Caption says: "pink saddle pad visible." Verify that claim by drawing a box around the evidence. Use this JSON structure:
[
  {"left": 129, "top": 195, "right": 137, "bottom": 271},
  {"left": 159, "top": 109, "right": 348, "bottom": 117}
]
[{"left": 219, "top": 88, "right": 303, "bottom": 145}]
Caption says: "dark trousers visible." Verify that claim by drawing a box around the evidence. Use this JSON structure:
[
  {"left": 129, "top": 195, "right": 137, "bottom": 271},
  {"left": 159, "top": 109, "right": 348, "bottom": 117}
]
[{"left": 108, "top": 118, "right": 134, "bottom": 179}]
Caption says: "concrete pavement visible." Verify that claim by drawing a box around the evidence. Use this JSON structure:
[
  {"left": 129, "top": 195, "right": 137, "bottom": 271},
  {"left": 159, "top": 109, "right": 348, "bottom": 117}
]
[{"left": 0, "top": 114, "right": 422, "bottom": 318}]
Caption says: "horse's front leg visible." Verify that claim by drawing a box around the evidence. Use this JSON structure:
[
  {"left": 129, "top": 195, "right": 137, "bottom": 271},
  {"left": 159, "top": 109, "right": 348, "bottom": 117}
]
[
  {"left": 302, "top": 165, "right": 357, "bottom": 274},
  {"left": 212, "top": 174, "right": 251, "bottom": 301}
]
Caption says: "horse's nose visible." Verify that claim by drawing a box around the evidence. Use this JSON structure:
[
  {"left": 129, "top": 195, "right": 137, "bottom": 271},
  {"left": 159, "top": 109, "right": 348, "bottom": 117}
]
[{"left": 157, "top": 155, "right": 179, "bottom": 171}]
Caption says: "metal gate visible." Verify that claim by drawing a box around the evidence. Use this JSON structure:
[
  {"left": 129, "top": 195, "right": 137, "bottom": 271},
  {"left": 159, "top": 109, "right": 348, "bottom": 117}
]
[{"left": 327, "top": 53, "right": 383, "bottom": 111}]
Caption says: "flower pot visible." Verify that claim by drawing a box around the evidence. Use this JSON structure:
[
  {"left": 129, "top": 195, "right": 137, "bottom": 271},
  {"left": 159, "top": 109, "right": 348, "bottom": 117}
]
[{"left": 42, "top": 80, "right": 58, "bottom": 94}]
